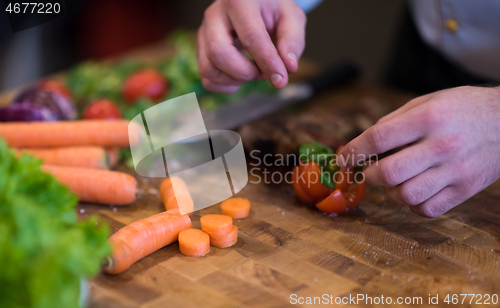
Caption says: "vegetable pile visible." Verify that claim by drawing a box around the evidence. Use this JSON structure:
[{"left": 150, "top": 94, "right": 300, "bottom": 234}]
[
  {"left": 64, "top": 30, "right": 275, "bottom": 121},
  {"left": 292, "top": 141, "right": 367, "bottom": 214},
  {"left": 0, "top": 138, "right": 110, "bottom": 308}
]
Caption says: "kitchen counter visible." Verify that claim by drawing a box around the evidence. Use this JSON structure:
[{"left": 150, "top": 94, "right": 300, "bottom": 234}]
[{"left": 77, "top": 81, "right": 500, "bottom": 307}]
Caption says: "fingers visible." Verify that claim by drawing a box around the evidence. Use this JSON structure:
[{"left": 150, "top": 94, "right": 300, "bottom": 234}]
[
  {"left": 385, "top": 165, "right": 450, "bottom": 206},
  {"left": 200, "top": 4, "right": 261, "bottom": 86},
  {"left": 410, "top": 185, "right": 470, "bottom": 218},
  {"left": 363, "top": 141, "right": 440, "bottom": 187},
  {"left": 201, "top": 78, "right": 242, "bottom": 94},
  {"left": 338, "top": 104, "right": 429, "bottom": 169},
  {"left": 276, "top": 1, "right": 307, "bottom": 73},
  {"left": 225, "top": 0, "right": 288, "bottom": 88},
  {"left": 376, "top": 93, "right": 432, "bottom": 124},
  {"left": 197, "top": 29, "right": 244, "bottom": 93}
]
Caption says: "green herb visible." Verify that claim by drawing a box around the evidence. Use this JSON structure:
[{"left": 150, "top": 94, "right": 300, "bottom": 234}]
[
  {"left": 299, "top": 141, "right": 337, "bottom": 188},
  {"left": 0, "top": 139, "right": 110, "bottom": 308}
]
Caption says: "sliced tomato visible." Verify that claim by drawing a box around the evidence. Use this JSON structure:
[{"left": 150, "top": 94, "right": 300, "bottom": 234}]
[
  {"left": 345, "top": 181, "right": 367, "bottom": 210},
  {"left": 299, "top": 161, "right": 331, "bottom": 199},
  {"left": 38, "top": 80, "right": 72, "bottom": 98},
  {"left": 292, "top": 165, "right": 316, "bottom": 204},
  {"left": 316, "top": 189, "right": 347, "bottom": 214},
  {"left": 334, "top": 168, "right": 355, "bottom": 192}
]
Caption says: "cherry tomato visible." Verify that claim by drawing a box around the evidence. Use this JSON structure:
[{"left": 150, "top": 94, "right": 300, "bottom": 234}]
[
  {"left": 38, "top": 80, "right": 72, "bottom": 98},
  {"left": 122, "top": 69, "right": 169, "bottom": 105},
  {"left": 345, "top": 181, "right": 367, "bottom": 210},
  {"left": 292, "top": 165, "right": 316, "bottom": 204},
  {"left": 334, "top": 168, "right": 354, "bottom": 192},
  {"left": 335, "top": 145, "right": 344, "bottom": 156},
  {"left": 316, "top": 189, "right": 347, "bottom": 214},
  {"left": 299, "top": 161, "right": 331, "bottom": 199},
  {"left": 292, "top": 144, "right": 367, "bottom": 214},
  {"left": 83, "top": 99, "right": 122, "bottom": 120}
]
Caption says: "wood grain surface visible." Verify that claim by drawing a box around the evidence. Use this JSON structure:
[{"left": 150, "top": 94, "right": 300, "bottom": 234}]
[{"left": 74, "top": 82, "right": 500, "bottom": 308}]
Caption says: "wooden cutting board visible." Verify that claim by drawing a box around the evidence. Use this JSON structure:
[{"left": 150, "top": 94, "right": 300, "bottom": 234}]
[{"left": 79, "top": 81, "right": 500, "bottom": 308}]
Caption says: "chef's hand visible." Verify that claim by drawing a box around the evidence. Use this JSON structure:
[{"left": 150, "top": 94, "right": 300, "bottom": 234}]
[
  {"left": 338, "top": 86, "right": 500, "bottom": 217},
  {"left": 197, "top": 0, "right": 306, "bottom": 93}
]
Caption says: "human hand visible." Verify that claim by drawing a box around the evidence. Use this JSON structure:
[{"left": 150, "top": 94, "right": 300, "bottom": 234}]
[
  {"left": 338, "top": 86, "right": 500, "bottom": 217},
  {"left": 197, "top": 0, "right": 306, "bottom": 93}
]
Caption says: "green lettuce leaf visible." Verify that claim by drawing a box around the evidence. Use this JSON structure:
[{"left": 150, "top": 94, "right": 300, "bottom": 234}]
[{"left": 0, "top": 139, "right": 110, "bottom": 308}]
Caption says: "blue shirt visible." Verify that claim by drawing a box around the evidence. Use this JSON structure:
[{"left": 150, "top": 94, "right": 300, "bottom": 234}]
[{"left": 297, "top": 0, "right": 500, "bottom": 82}]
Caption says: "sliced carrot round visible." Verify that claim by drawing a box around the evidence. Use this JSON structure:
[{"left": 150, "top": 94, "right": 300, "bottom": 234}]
[
  {"left": 178, "top": 229, "right": 210, "bottom": 257},
  {"left": 221, "top": 198, "right": 251, "bottom": 219},
  {"left": 209, "top": 225, "right": 238, "bottom": 248},
  {"left": 200, "top": 214, "right": 233, "bottom": 236}
]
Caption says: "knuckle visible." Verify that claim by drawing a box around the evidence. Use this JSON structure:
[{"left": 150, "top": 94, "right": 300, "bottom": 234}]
[
  {"left": 239, "top": 31, "right": 261, "bottom": 50},
  {"left": 458, "top": 177, "right": 479, "bottom": 197},
  {"left": 235, "top": 69, "right": 256, "bottom": 82},
  {"left": 201, "top": 78, "right": 212, "bottom": 90},
  {"left": 367, "top": 125, "right": 385, "bottom": 153},
  {"left": 422, "top": 102, "right": 447, "bottom": 127},
  {"left": 198, "top": 63, "right": 215, "bottom": 79},
  {"left": 379, "top": 160, "right": 399, "bottom": 186},
  {"left": 400, "top": 185, "right": 420, "bottom": 206},
  {"left": 295, "top": 8, "right": 307, "bottom": 24},
  {"left": 203, "top": 6, "right": 212, "bottom": 21},
  {"left": 431, "top": 135, "right": 461, "bottom": 157},
  {"left": 224, "top": 0, "right": 243, "bottom": 10},
  {"left": 206, "top": 42, "right": 226, "bottom": 64}
]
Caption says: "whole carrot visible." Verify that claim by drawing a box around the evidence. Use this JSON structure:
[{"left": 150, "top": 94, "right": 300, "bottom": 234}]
[
  {"left": 104, "top": 209, "right": 192, "bottom": 274},
  {"left": 160, "top": 177, "right": 194, "bottom": 214},
  {"left": 0, "top": 120, "right": 140, "bottom": 147},
  {"left": 42, "top": 165, "right": 137, "bottom": 205},
  {"left": 16, "top": 146, "right": 109, "bottom": 169}
]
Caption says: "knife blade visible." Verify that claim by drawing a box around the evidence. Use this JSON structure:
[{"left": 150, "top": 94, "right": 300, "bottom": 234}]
[{"left": 203, "top": 62, "right": 360, "bottom": 131}]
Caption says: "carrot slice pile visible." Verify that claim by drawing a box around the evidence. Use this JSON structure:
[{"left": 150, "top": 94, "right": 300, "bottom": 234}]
[
  {"left": 160, "top": 177, "right": 194, "bottom": 214},
  {"left": 209, "top": 225, "right": 238, "bottom": 248},
  {"left": 104, "top": 209, "right": 192, "bottom": 274},
  {"left": 200, "top": 214, "right": 233, "bottom": 236},
  {"left": 221, "top": 198, "right": 251, "bottom": 219},
  {"left": 178, "top": 228, "right": 210, "bottom": 257}
]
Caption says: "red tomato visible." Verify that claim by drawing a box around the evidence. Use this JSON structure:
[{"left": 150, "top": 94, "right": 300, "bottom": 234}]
[
  {"left": 122, "top": 69, "right": 169, "bottom": 105},
  {"left": 345, "top": 181, "right": 367, "bottom": 210},
  {"left": 292, "top": 144, "right": 367, "bottom": 214},
  {"left": 38, "top": 80, "right": 72, "bottom": 98},
  {"left": 316, "top": 189, "right": 347, "bottom": 214},
  {"left": 83, "top": 99, "right": 122, "bottom": 120},
  {"left": 299, "top": 161, "right": 331, "bottom": 199},
  {"left": 292, "top": 165, "right": 316, "bottom": 204},
  {"left": 334, "top": 168, "right": 354, "bottom": 192},
  {"left": 335, "top": 145, "right": 344, "bottom": 156},
  {"left": 334, "top": 145, "right": 354, "bottom": 192}
]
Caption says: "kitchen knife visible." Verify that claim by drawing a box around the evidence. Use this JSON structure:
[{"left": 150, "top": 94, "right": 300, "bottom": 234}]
[{"left": 202, "top": 62, "right": 360, "bottom": 131}]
